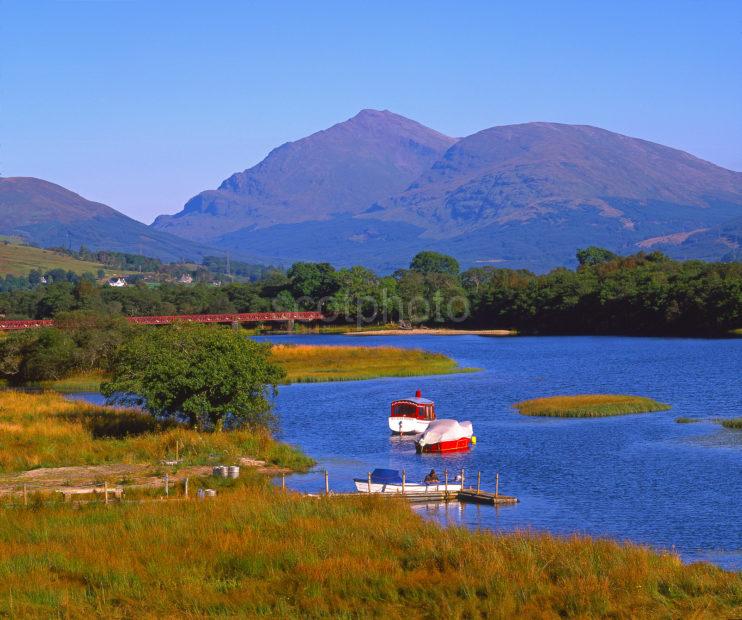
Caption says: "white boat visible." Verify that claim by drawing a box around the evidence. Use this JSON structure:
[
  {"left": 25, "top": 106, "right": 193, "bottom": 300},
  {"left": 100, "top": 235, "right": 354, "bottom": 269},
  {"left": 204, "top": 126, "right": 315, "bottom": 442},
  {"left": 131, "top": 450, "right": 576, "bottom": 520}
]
[
  {"left": 388, "top": 389, "right": 436, "bottom": 434},
  {"left": 353, "top": 468, "right": 463, "bottom": 494}
]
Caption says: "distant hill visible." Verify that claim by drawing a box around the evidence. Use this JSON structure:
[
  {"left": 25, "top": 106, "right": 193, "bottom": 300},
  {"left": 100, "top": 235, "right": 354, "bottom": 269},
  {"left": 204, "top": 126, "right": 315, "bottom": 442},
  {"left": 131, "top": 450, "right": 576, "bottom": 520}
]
[
  {"left": 0, "top": 177, "right": 219, "bottom": 262},
  {"left": 151, "top": 109, "right": 457, "bottom": 241},
  {"left": 0, "top": 237, "right": 113, "bottom": 277},
  {"left": 153, "top": 111, "right": 742, "bottom": 272}
]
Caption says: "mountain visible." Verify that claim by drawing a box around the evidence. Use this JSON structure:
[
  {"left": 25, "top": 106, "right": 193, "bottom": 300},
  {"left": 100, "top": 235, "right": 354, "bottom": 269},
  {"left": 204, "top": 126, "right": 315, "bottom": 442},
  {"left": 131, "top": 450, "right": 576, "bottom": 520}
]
[
  {"left": 153, "top": 112, "right": 742, "bottom": 272},
  {"left": 0, "top": 177, "right": 218, "bottom": 262},
  {"left": 151, "top": 109, "right": 457, "bottom": 241}
]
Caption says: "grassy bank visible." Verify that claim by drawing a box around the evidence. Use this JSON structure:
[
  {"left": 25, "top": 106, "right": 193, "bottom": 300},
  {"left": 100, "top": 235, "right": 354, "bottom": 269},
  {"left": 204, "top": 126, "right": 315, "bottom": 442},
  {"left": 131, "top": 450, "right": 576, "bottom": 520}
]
[
  {"left": 515, "top": 394, "right": 671, "bottom": 418},
  {"left": 0, "top": 479, "right": 739, "bottom": 617},
  {"left": 0, "top": 391, "right": 311, "bottom": 472},
  {"left": 272, "top": 344, "right": 474, "bottom": 383},
  {"left": 720, "top": 417, "right": 742, "bottom": 430},
  {"left": 27, "top": 344, "right": 474, "bottom": 391}
]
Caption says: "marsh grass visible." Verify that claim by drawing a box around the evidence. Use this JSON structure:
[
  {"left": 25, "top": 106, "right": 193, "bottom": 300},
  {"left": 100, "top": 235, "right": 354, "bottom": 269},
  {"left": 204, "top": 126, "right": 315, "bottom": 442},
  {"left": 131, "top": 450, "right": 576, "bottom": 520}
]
[
  {"left": 0, "top": 391, "right": 312, "bottom": 472},
  {"left": 271, "top": 344, "right": 474, "bottom": 383},
  {"left": 32, "top": 344, "right": 473, "bottom": 391},
  {"left": 675, "top": 417, "right": 701, "bottom": 424},
  {"left": 514, "top": 394, "right": 671, "bottom": 418},
  {"left": 720, "top": 417, "right": 742, "bottom": 430},
  {"left": 0, "top": 480, "right": 739, "bottom": 618}
]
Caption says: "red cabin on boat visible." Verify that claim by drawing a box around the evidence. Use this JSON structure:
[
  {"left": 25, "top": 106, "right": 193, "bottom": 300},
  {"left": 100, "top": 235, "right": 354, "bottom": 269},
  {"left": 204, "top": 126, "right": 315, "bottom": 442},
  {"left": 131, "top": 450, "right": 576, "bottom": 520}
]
[{"left": 388, "top": 389, "right": 436, "bottom": 434}]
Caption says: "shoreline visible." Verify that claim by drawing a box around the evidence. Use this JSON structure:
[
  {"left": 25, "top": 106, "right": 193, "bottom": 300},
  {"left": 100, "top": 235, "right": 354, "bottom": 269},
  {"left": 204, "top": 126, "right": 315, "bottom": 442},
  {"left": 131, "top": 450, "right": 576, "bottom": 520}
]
[{"left": 345, "top": 328, "right": 516, "bottom": 336}]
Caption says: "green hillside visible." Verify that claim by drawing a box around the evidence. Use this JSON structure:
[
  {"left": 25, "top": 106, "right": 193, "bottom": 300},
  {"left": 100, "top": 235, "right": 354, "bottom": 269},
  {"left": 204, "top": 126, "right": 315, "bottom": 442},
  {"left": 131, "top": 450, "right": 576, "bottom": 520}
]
[{"left": 0, "top": 237, "right": 113, "bottom": 277}]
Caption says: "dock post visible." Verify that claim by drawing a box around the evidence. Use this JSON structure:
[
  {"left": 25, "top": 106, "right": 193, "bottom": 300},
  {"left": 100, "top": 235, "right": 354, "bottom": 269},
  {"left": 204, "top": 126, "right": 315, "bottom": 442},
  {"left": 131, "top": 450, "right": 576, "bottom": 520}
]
[
  {"left": 444, "top": 469, "right": 448, "bottom": 494},
  {"left": 477, "top": 471, "right": 481, "bottom": 495},
  {"left": 495, "top": 472, "right": 499, "bottom": 497},
  {"left": 367, "top": 472, "right": 371, "bottom": 493},
  {"left": 281, "top": 473, "right": 286, "bottom": 492},
  {"left": 184, "top": 477, "right": 189, "bottom": 499},
  {"left": 402, "top": 470, "right": 406, "bottom": 494},
  {"left": 104, "top": 481, "right": 109, "bottom": 505},
  {"left": 324, "top": 470, "right": 329, "bottom": 495},
  {"left": 460, "top": 469, "right": 465, "bottom": 490}
]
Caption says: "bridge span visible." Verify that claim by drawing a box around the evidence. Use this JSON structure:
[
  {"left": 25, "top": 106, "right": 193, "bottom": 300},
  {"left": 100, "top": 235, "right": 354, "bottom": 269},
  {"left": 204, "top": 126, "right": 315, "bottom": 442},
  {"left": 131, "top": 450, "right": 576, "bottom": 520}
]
[{"left": 0, "top": 312, "right": 325, "bottom": 331}]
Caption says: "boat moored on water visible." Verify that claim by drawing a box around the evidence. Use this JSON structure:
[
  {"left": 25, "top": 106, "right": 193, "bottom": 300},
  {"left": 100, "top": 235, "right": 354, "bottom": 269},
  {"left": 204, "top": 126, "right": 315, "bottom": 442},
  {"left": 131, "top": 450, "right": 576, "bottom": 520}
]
[
  {"left": 353, "top": 468, "right": 463, "bottom": 494},
  {"left": 388, "top": 389, "right": 436, "bottom": 434},
  {"left": 415, "top": 419, "right": 474, "bottom": 453}
]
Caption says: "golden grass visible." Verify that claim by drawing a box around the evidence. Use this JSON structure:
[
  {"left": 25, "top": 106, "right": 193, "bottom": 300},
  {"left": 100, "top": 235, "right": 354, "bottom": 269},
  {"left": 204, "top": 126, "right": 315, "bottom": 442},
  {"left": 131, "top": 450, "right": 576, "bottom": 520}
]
[
  {"left": 0, "top": 391, "right": 312, "bottom": 473},
  {"left": 514, "top": 394, "right": 671, "bottom": 418},
  {"left": 0, "top": 480, "right": 739, "bottom": 617},
  {"left": 720, "top": 417, "right": 742, "bottom": 430},
  {"left": 0, "top": 239, "right": 115, "bottom": 277},
  {"left": 271, "top": 344, "right": 474, "bottom": 383},
  {"left": 32, "top": 345, "right": 473, "bottom": 392}
]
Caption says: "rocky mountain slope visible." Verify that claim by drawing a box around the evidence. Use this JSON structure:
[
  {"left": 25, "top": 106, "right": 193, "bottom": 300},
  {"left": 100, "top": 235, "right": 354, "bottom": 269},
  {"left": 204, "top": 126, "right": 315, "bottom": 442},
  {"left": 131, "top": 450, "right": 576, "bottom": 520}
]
[{"left": 153, "top": 111, "right": 742, "bottom": 271}]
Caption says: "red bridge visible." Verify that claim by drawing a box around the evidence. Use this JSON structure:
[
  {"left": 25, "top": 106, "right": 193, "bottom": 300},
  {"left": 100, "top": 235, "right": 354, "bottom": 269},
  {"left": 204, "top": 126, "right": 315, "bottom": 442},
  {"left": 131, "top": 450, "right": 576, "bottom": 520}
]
[{"left": 0, "top": 312, "right": 325, "bottom": 331}]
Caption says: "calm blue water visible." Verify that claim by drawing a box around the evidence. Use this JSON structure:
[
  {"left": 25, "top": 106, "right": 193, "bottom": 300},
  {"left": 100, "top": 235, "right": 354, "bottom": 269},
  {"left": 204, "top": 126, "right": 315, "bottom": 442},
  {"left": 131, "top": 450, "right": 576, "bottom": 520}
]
[
  {"left": 260, "top": 334, "right": 742, "bottom": 570},
  {"left": 71, "top": 334, "right": 742, "bottom": 569}
]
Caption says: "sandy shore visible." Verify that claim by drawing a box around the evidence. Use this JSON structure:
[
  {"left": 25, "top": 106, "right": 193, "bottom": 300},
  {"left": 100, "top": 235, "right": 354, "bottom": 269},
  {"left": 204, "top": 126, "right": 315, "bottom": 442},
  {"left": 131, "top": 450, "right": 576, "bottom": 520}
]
[{"left": 347, "top": 328, "right": 515, "bottom": 336}]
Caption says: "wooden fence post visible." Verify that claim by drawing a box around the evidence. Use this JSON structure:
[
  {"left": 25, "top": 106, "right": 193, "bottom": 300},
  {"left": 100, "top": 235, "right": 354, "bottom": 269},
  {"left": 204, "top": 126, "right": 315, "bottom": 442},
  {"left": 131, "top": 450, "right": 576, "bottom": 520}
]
[
  {"left": 460, "top": 469, "right": 465, "bottom": 489},
  {"left": 367, "top": 472, "right": 371, "bottom": 493},
  {"left": 281, "top": 473, "right": 286, "bottom": 492},
  {"left": 477, "top": 471, "right": 481, "bottom": 495},
  {"left": 184, "top": 477, "right": 189, "bottom": 499},
  {"left": 402, "top": 470, "right": 406, "bottom": 494},
  {"left": 104, "top": 481, "right": 109, "bottom": 505},
  {"left": 495, "top": 472, "right": 499, "bottom": 497},
  {"left": 444, "top": 469, "right": 448, "bottom": 493},
  {"left": 324, "top": 470, "right": 329, "bottom": 495}
]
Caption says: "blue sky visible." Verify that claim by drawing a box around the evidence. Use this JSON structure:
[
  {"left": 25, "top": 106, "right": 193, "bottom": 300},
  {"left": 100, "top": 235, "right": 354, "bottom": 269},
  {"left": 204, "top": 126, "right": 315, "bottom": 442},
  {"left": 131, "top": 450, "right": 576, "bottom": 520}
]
[{"left": 2, "top": 0, "right": 740, "bottom": 223}]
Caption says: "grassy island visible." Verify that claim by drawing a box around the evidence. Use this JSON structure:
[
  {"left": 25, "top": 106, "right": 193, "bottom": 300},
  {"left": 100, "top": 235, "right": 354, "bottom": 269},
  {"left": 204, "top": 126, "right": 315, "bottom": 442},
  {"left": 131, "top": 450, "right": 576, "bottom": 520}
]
[
  {"left": 720, "top": 418, "right": 742, "bottom": 430},
  {"left": 272, "top": 344, "right": 474, "bottom": 383},
  {"left": 0, "top": 391, "right": 739, "bottom": 617},
  {"left": 28, "top": 344, "right": 473, "bottom": 392},
  {"left": 514, "top": 394, "right": 671, "bottom": 418}
]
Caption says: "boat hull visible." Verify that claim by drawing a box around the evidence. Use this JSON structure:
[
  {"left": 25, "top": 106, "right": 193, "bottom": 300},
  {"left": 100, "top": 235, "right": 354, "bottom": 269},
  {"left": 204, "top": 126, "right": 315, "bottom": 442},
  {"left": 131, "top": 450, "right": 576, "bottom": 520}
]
[
  {"left": 353, "top": 480, "right": 463, "bottom": 493},
  {"left": 416, "top": 437, "right": 472, "bottom": 453},
  {"left": 388, "top": 416, "right": 430, "bottom": 434}
]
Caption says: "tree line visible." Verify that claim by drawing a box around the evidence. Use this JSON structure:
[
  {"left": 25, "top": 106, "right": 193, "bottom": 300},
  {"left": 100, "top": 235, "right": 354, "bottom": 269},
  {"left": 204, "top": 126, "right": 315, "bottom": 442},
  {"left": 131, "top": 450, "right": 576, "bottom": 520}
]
[{"left": 1, "top": 248, "right": 740, "bottom": 335}]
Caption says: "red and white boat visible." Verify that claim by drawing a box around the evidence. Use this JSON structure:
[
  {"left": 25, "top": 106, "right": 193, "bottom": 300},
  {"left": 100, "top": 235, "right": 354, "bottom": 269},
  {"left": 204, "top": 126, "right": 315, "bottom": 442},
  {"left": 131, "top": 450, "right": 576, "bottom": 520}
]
[
  {"left": 388, "top": 390, "right": 436, "bottom": 434},
  {"left": 415, "top": 419, "right": 474, "bottom": 453}
]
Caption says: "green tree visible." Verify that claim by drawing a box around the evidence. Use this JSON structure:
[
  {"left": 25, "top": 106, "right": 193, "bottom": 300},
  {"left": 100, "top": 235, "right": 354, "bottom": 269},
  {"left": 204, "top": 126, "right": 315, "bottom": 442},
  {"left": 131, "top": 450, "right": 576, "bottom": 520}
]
[
  {"left": 576, "top": 246, "right": 618, "bottom": 267},
  {"left": 102, "top": 324, "right": 285, "bottom": 431},
  {"left": 410, "top": 251, "right": 460, "bottom": 276}
]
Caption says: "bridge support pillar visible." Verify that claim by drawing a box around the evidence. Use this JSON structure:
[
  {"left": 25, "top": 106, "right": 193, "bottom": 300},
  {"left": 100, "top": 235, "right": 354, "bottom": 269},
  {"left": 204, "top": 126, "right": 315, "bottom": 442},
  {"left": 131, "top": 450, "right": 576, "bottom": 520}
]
[
  {"left": 231, "top": 321, "right": 240, "bottom": 331},
  {"left": 286, "top": 319, "right": 295, "bottom": 332}
]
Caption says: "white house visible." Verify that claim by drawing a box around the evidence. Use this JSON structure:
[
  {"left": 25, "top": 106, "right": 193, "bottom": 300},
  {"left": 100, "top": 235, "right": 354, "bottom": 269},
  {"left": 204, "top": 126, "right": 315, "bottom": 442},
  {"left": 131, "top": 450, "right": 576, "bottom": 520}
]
[
  {"left": 107, "top": 277, "right": 127, "bottom": 287},
  {"left": 178, "top": 273, "right": 193, "bottom": 284}
]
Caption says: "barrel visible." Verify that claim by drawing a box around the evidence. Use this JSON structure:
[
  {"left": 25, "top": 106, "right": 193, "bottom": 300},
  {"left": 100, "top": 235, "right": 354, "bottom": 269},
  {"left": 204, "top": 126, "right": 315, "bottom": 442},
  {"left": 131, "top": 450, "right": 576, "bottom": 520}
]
[
  {"left": 212, "top": 466, "right": 228, "bottom": 478},
  {"left": 227, "top": 466, "right": 240, "bottom": 479}
]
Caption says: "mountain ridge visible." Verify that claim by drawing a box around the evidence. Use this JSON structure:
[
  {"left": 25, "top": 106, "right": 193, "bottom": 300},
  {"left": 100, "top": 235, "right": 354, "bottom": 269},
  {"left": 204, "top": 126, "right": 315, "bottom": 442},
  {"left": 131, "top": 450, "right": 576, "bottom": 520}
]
[
  {"left": 151, "top": 110, "right": 742, "bottom": 271},
  {"left": 0, "top": 177, "right": 222, "bottom": 262}
]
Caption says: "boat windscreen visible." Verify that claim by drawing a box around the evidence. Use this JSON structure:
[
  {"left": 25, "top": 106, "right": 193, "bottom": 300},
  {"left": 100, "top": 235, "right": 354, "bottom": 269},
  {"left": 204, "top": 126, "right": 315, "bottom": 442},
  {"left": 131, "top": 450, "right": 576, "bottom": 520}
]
[{"left": 392, "top": 402, "right": 417, "bottom": 416}]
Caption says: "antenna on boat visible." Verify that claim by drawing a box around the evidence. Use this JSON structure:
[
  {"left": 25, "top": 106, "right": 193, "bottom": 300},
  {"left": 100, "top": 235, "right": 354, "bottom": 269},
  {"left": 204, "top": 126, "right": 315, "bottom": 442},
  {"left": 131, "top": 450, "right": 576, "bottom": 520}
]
[{"left": 416, "top": 389, "right": 422, "bottom": 398}]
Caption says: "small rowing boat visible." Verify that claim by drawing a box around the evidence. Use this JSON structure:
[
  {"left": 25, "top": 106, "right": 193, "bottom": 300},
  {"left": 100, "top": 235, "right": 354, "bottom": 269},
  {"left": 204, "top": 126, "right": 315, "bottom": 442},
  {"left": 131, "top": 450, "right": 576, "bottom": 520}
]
[{"left": 353, "top": 468, "right": 463, "bottom": 494}]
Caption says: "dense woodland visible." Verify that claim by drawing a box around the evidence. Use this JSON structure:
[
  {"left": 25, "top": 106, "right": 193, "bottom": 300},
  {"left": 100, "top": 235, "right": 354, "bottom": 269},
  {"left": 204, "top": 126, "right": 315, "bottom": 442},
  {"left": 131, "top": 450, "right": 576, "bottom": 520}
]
[{"left": 0, "top": 248, "right": 740, "bottom": 336}]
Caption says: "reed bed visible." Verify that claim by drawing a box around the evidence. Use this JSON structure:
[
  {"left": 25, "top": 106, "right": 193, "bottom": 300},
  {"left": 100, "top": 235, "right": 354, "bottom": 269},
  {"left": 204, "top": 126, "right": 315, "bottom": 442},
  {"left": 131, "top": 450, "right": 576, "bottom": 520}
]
[
  {"left": 514, "top": 394, "right": 671, "bottom": 418},
  {"left": 0, "top": 480, "right": 738, "bottom": 618},
  {"left": 270, "top": 344, "right": 473, "bottom": 383},
  {"left": 675, "top": 417, "right": 702, "bottom": 424},
  {"left": 0, "top": 391, "right": 312, "bottom": 472},
  {"left": 720, "top": 417, "right": 742, "bottom": 430},
  {"left": 32, "top": 345, "right": 472, "bottom": 391}
]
